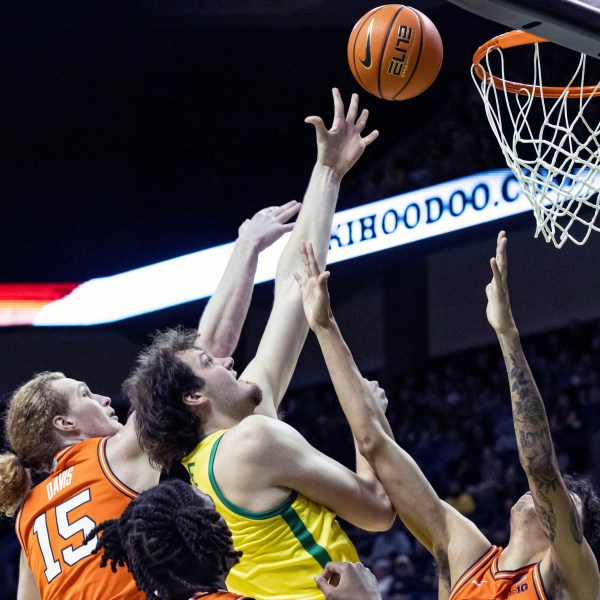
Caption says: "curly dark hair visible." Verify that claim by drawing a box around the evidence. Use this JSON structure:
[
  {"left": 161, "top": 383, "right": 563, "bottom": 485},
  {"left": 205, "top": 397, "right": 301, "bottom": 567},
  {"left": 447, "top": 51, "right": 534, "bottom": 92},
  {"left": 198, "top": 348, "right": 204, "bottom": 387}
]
[
  {"left": 563, "top": 473, "right": 600, "bottom": 564},
  {"left": 123, "top": 327, "right": 204, "bottom": 471},
  {"left": 86, "top": 479, "right": 242, "bottom": 600}
]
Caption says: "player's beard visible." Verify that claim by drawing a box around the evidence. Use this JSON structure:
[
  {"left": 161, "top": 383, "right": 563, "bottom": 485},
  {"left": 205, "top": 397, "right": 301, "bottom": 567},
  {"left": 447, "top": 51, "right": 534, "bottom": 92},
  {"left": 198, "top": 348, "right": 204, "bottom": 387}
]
[{"left": 241, "top": 380, "right": 263, "bottom": 407}]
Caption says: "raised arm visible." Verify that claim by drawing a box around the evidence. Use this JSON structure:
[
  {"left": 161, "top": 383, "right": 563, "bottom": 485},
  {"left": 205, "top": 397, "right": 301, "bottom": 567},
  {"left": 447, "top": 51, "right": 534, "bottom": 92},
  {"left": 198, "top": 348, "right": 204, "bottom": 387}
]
[
  {"left": 198, "top": 200, "right": 301, "bottom": 357},
  {"left": 241, "top": 88, "right": 378, "bottom": 416},
  {"left": 486, "top": 230, "right": 600, "bottom": 598},
  {"left": 295, "top": 241, "right": 490, "bottom": 589}
]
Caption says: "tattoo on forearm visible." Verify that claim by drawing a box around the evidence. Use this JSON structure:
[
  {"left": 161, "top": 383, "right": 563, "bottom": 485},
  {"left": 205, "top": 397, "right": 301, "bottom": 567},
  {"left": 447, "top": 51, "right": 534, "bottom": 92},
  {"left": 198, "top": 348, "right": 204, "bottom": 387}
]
[
  {"left": 499, "top": 336, "right": 576, "bottom": 547},
  {"left": 519, "top": 428, "right": 558, "bottom": 487},
  {"left": 518, "top": 426, "right": 550, "bottom": 450},
  {"left": 532, "top": 489, "right": 557, "bottom": 543}
]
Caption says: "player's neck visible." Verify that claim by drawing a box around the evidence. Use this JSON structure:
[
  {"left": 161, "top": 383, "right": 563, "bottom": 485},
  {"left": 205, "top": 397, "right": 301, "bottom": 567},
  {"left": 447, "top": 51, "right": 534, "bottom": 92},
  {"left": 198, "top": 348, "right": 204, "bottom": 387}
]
[
  {"left": 502, "top": 523, "right": 548, "bottom": 569},
  {"left": 203, "top": 414, "right": 241, "bottom": 436}
]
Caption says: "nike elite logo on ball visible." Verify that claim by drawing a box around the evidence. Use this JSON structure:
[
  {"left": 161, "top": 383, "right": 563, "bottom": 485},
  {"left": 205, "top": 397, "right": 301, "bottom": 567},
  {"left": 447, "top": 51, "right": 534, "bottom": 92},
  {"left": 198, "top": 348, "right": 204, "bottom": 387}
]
[{"left": 360, "top": 19, "right": 374, "bottom": 68}]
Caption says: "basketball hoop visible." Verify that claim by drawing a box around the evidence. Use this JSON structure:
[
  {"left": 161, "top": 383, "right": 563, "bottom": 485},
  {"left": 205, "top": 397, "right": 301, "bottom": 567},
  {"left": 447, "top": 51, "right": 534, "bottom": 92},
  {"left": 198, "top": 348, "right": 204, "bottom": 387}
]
[{"left": 472, "top": 30, "right": 600, "bottom": 247}]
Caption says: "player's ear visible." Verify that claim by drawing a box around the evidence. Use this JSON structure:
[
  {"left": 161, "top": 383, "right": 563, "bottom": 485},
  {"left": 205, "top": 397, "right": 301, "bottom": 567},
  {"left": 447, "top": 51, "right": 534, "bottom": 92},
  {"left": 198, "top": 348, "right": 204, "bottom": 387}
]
[
  {"left": 182, "top": 390, "right": 206, "bottom": 408},
  {"left": 52, "top": 414, "right": 77, "bottom": 432}
]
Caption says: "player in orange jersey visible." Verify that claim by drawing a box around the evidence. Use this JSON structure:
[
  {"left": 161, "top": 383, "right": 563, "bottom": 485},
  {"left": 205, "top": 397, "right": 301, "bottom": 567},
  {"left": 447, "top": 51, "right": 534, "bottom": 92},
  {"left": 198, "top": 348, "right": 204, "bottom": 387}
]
[
  {"left": 295, "top": 236, "right": 600, "bottom": 600},
  {"left": 0, "top": 201, "right": 301, "bottom": 600}
]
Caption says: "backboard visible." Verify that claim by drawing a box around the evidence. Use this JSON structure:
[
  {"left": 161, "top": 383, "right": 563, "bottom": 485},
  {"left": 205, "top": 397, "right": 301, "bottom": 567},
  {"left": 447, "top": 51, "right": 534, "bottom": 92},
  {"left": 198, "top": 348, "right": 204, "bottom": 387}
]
[{"left": 446, "top": 0, "right": 600, "bottom": 58}]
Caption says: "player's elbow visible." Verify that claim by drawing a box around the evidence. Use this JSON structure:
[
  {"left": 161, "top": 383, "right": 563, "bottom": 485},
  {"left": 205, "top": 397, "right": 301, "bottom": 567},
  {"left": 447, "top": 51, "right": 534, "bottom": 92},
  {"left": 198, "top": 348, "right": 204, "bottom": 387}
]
[
  {"left": 356, "top": 426, "right": 389, "bottom": 465},
  {"left": 201, "top": 331, "right": 238, "bottom": 359},
  {"left": 361, "top": 496, "right": 396, "bottom": 532}
]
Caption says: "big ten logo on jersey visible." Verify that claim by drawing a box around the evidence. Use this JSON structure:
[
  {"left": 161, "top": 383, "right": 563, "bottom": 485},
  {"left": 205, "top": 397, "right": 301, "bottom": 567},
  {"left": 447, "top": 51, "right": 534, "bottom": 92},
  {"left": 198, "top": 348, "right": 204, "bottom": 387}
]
[
  {"left": 46, "top": 466, "right": 74, "bottom": 500},
  {"left": 387, "top": 25, "right": 412, "bottom": 77},
  {"left": 510, "top": 582, "right": 529, "bottom": 595}
]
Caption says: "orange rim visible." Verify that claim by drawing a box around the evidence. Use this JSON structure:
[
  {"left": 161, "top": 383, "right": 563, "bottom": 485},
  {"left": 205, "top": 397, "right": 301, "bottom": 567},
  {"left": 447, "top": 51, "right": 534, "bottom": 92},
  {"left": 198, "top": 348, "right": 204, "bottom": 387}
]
[{"left": 472, "top": 30, "right": 600, "bottom": 99}]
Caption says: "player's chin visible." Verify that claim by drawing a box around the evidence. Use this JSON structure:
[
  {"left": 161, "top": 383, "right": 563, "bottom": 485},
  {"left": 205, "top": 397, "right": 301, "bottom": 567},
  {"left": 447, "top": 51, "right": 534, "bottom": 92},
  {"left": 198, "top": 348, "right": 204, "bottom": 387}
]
[
  {"left": 241, "top": 380, "right": 263, "bottom": 406},
  {"left": 109, "top": 419, "right": 124, "bottom": 432}
]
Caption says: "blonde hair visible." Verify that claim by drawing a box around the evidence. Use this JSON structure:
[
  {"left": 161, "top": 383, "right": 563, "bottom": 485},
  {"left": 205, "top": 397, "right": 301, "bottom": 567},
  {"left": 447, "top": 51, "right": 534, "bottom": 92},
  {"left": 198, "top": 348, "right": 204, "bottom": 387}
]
[{"left": 0, "top": 372, "right": 68, "bottom": 516}]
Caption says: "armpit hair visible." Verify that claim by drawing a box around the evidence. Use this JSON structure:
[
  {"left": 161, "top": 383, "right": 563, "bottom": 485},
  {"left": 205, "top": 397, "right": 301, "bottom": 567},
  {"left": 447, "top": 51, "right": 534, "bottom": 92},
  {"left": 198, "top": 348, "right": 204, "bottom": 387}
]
[{"left": 434, "top": 546, "right": 451, "bottom": 591}]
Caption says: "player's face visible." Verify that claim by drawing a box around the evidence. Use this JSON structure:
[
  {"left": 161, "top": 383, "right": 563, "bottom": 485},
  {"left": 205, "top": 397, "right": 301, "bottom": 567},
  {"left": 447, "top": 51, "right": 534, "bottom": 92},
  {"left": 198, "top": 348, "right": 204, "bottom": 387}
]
[
  {"left": 512, "top": 491, "right": 536, "bottom": 513},
  {"left": 177, "top": 348, "right": 262, "bottom": 416},
  {"left": 52, "top": 377, "right": 122, "bottom": 438},
  {"left": 512, "top": 489, "right": 583, "bottom": 520}
]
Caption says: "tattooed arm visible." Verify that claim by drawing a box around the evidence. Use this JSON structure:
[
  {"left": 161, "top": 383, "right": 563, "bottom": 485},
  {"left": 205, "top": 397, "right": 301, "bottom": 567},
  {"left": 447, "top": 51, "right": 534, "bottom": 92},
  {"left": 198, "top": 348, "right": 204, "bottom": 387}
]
[{"left": 486, "top": 231, "right": 599, "bottom": 599}]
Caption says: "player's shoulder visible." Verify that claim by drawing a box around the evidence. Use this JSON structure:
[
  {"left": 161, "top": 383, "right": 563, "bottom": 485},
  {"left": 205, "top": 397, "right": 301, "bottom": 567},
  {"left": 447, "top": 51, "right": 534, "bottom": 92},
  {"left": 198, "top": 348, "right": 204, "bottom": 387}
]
[
  {"left": 223, "top": 415, "right": 297, "bottom": 456},
  {"left": 230, "top": 414, "right": 288, "bottom": 435}
]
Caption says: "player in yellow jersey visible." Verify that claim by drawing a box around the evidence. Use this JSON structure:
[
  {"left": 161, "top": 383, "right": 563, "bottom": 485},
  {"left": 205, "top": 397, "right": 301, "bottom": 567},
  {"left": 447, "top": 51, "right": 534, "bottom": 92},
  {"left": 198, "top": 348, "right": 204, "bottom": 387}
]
[
  {"left": 0, "top": 202, "right": 300, "bottom": 600},
  {"left": 295, "top": 235, "right": 600, "bottom": 600},
  {"left": 126, "top": 90, "right": 394, "bottom": 600}
]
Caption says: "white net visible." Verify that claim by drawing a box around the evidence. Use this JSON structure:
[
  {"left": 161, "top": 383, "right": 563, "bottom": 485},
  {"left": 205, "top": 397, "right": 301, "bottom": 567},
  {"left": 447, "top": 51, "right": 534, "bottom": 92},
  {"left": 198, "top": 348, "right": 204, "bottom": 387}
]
[{"left": 472, "top": 40, "right": 600, "bottom": 248}]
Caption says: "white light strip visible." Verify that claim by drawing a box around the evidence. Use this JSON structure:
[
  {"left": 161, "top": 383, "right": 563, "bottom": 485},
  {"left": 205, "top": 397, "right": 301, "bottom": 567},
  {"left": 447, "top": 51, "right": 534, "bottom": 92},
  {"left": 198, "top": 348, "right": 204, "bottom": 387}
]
[{"left": 33, "top": 169, "right": 530, "bottom": 326}]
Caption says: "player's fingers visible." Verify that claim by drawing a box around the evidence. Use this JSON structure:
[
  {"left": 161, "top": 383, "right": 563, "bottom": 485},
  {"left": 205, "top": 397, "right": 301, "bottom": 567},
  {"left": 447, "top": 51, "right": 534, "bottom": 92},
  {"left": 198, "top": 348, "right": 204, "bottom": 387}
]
[
  {"left": 331, "top": 87, "right": 345, "bottom": 126},
  {"left": 306, "top": 242, "right": 320, "bottom": 276},
  {"left": 362, "top": 129, "right": 379, "bottom": 146},
  {"left": 299, "top": 240, "right": 311, "bottom": 273},
  {"left": 272, "top": 200, "right": 298, "bottom": 214},
  {"left": 485, "top": 282, "right": 492, "bottom": 300},
  {"left": 490, "top": 257, "right": 503, "bottom": 283},
  {"left": 277, "top": 202, "right": 302, "bottom": 222},
  {"left": 354, "top": 108, "right": 369, "bottom": 133},
  {"left": 321, "top": 562, "right": 344, "bottom": 579},
  {"left": 314, "top": 576, "right": 334, "bottom": 594},
  {"left": 346, "top": 92, "right": 359, "bottom": 124},
  {"left": 277, "top": 223, "right": 295, "bottom": 235},
  {"left": 497, "top": 236, "right": 508, "bottom": 277},
  {"left": 317, "top": 271, "right": 331, "bottom": 290},
  {"left": 305, "top": 116, "right": 327, "bottom": 138},
  {"left": 293, "top": 271, "right": 303, "bottom": 286}
]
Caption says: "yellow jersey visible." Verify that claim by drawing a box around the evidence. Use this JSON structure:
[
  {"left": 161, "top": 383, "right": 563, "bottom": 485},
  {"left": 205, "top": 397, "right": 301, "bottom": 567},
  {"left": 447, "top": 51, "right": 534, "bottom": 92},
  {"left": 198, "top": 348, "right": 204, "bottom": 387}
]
[{"left": 182, "top": 430, "right": 359, "bottom": 600}]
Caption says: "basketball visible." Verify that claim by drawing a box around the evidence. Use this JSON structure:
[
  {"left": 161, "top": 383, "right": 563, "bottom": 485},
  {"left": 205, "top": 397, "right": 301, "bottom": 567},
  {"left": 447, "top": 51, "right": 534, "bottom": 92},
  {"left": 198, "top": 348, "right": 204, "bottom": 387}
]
[{"left": 347, "top": 4, "right": 443, "bottom": 101}]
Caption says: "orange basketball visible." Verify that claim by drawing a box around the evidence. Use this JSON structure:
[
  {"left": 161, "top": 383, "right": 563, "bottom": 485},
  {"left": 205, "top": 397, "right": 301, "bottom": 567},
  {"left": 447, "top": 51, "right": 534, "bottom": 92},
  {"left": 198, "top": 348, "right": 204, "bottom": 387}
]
[{"left": 347, "top": 4, "right": 443, "bottom": 101}]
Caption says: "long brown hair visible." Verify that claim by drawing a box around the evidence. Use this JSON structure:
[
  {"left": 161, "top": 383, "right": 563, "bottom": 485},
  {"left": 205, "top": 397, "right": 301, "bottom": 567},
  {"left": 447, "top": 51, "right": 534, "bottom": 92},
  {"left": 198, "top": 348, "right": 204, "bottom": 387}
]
[
  {"left": 0, "top": 372, "right": 68, "bottom": 516},
  {"left": 123, "top": 327, "right": 205, "bottom": 472}
]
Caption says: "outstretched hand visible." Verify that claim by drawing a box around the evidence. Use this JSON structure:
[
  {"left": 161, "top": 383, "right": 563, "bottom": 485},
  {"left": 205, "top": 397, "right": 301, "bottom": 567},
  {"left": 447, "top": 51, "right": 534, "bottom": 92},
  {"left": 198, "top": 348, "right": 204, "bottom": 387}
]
[
  {"left": 486, "top": 230, "right": 517, "bottom": 333},
  {"left": 305, "top": 88, "right": 378, "bottom": 179},
  {"left": 238, "top": 200, "right": 302, "bottom": 253},
  {"left": 315, "top": 562, "right": 381, "bottom": 600},
  {"left": 293, "top": 241, "right": 333, "bottom": 331}
]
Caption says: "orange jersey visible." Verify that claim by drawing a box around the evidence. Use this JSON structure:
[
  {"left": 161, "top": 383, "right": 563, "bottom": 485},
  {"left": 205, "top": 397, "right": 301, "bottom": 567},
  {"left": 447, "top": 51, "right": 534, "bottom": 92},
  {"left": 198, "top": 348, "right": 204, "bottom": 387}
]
[
  {"left": 449, "top": 546, "right": 549, "bottom": 600},
  {"left": 15, "top": 437, "right": 144, "bottom": 600}
]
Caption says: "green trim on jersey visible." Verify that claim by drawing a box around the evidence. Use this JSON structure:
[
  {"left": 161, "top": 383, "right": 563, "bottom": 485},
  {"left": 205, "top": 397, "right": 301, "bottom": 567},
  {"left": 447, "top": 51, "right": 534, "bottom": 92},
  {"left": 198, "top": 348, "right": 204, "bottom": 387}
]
[
  {"left": 207, "top": 433, "right": 299, "bottom": 519},
  {"left": 280, "top": 505, "right": 332, "bottom": 568}
]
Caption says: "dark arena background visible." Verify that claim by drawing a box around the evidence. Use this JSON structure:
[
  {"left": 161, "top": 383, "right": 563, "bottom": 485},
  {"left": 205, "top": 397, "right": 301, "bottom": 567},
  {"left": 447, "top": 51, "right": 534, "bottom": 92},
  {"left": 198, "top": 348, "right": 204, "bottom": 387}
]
[{"left": 1, "top": 1, "right": 599, "bottom": 598}]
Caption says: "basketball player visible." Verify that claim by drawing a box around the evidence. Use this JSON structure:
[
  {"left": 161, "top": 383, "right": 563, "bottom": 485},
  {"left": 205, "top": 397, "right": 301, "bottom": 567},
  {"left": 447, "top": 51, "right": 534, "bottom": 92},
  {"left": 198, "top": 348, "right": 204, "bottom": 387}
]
[
  {"left": 126, "top": 89, "right": 394, "bottom": 600},
  {"left": 294, "top": 235, "right": 600, "bottom": 600},
  {"left": 0, "top": 200, "right": 301, "bottom": 600}
]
